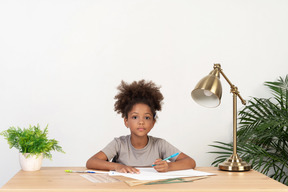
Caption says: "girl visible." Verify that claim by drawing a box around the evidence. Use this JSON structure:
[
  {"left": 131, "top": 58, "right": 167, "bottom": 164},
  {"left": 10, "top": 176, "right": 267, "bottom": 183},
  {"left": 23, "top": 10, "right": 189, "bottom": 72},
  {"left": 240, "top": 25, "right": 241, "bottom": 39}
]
[{"left": 86, "top": 80, "right": 196, "bottom": 173}]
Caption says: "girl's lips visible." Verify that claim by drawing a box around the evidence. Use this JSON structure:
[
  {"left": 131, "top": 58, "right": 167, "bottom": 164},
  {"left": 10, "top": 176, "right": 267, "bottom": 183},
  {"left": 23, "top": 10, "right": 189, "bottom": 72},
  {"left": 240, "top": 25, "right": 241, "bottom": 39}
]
[{"left": 137, "top": 128, "right": 146, "bottom": 131}]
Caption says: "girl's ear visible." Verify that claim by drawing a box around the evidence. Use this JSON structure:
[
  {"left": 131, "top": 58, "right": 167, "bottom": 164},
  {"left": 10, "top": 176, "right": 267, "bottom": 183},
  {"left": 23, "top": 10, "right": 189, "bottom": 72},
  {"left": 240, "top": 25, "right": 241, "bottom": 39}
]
[
  {"left": 124, "top": 118, "right": 128, "bottom": 128},
  {"left": 152, "top": 119, "right": 156, "bottom": 127}
]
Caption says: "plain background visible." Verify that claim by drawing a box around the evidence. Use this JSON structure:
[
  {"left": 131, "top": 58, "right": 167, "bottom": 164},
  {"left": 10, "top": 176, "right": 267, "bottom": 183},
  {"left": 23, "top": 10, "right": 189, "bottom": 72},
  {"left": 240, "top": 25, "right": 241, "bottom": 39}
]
[{"left": 1, "top": 0, "right": 288, "bottom": 187}]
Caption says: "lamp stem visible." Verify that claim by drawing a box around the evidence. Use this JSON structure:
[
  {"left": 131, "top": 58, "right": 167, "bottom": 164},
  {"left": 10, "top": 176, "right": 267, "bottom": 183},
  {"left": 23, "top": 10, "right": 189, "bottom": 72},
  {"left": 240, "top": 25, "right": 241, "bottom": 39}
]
[{"left": 233, "top": 92, "right": 237, "bottom": 156}]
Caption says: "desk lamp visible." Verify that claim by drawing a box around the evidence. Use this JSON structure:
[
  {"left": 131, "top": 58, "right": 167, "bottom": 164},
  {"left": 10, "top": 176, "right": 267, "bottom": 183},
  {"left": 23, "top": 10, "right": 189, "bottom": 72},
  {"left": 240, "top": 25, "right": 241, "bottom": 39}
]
[{"left": 191, "top": 63, "right": 251, "bottom": 171}]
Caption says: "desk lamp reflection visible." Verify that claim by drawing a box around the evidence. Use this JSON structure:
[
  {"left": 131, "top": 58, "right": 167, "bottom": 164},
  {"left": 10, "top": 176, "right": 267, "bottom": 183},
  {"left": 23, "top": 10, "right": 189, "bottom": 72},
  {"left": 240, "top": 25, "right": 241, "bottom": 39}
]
[{"left": 191, "top": 64, "right": 251, "bottom": 171}]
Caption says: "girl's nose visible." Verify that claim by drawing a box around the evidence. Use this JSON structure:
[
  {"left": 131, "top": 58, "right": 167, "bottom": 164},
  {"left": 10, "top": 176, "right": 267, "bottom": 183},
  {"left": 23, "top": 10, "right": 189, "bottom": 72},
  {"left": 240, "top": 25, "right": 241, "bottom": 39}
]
[{"left": 138, "top": 118, "right": 144, "bottom": 125}]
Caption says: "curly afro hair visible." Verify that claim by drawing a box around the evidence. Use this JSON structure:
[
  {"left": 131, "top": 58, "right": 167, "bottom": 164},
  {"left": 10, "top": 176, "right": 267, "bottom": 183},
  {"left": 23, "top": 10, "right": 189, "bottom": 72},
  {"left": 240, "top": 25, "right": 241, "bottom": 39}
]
[{"left": 114, "top": 79, "right": 164, "bottom": 119}]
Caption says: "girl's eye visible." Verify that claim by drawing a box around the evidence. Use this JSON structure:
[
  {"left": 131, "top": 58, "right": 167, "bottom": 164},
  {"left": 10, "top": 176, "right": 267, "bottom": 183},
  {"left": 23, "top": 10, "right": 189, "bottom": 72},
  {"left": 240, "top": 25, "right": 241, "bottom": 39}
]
[
  {"left": 132, "top": 116, "right": 138, "bottom": 119},
  {"left": 145, "top": 116, "right": 151, "bottom": 120}
]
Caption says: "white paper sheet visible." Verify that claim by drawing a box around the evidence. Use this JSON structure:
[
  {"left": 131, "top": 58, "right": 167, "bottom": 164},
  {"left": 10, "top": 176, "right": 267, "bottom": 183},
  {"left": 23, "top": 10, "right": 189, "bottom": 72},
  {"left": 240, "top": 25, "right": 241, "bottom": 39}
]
[{"left": 109, "top": 168, "right": 215, "bottom": 181}]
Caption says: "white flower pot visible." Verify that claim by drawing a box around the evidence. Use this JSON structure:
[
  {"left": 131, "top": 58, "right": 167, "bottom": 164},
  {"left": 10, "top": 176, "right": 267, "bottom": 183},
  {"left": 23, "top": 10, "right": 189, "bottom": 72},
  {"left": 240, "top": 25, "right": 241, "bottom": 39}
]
[{"left": 19, "top": 153, "right": 43, "bottom": 171}]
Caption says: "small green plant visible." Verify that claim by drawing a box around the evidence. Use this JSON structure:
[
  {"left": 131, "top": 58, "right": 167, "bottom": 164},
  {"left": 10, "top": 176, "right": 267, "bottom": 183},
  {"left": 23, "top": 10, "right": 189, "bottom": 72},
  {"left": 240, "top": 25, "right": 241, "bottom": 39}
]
[{"left": 0, "top": 124, "right": 65, "bottom": 159}]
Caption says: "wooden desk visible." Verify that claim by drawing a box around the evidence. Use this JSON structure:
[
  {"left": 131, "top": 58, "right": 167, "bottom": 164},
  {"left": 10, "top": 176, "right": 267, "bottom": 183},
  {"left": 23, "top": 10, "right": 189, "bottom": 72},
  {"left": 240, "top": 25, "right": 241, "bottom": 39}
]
[{"left": 1, "top": 167, "right": 287, "bottom": 192}]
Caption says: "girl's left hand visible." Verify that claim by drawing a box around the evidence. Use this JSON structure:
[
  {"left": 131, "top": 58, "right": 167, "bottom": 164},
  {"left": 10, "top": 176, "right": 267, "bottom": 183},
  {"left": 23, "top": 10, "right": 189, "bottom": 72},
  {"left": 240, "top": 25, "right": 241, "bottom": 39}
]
[{"left": 153, "top": 159, "right": 169, "bottom": 172}]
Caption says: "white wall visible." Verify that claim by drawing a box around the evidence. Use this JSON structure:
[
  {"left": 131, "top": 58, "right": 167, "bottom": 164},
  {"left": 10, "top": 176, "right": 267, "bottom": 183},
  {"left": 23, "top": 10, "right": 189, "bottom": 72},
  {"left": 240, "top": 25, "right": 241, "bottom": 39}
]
[{"left": 1, "top": 0, "right": 288, "bottom": 187}]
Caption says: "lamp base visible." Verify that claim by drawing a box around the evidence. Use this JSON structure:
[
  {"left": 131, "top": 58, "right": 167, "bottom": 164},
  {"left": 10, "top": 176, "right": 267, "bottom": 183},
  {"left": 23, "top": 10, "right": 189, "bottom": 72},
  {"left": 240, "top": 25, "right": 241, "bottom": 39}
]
[{"left": 218, "top": 154, "right": 251, "bottom": 171}]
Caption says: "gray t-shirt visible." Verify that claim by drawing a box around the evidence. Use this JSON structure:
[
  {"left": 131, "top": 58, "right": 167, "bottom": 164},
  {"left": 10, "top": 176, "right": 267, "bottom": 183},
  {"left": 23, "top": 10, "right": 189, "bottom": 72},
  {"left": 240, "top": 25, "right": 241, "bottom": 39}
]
[{"left": 101, "top": 135, "right": 181, "bottom": 167}]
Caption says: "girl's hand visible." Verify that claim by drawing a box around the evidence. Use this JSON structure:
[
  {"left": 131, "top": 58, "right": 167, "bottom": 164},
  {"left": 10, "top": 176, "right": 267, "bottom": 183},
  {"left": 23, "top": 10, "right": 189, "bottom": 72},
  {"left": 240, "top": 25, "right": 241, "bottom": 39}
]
[
  {"left": 115, "top": 164, "right": 140, "bottom": 174},
  {"left": 153, "top": 159, "right": 169, "bottom": 172}
]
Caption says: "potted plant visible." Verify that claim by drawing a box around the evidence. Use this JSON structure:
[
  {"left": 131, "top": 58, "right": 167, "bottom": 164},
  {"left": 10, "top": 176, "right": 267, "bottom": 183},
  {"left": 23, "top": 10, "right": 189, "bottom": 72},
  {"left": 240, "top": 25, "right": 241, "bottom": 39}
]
[
  {"left": 209, "top": 75, "right": 288, "bottom": 185},
  {"left": 0, "top": 124, "right": 65, "bottom": 171}
]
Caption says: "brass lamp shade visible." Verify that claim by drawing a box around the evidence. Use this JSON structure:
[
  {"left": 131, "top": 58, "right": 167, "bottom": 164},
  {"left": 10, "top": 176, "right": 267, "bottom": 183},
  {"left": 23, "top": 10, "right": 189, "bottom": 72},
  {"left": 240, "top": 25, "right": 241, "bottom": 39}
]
[{"left": 191, "top": 68, "right": 222, "bottom": 108}]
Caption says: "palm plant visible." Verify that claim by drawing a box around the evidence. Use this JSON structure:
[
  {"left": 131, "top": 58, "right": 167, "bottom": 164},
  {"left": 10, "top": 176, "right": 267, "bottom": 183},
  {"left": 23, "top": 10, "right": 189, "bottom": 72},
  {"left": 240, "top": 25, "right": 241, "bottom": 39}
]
[{"left": 209, "top": 75, "right": 288, "bottom": 185}]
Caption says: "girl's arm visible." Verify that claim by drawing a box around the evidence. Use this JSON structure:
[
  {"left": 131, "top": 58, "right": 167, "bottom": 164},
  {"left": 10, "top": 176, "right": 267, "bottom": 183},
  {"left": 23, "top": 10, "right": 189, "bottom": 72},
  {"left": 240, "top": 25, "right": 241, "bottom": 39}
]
[
  {"left": 153, "top": 152, "right": 196, "bottom": 172},
  {"left": 86, "top": 151, "right": 140, "bottom": 173}
]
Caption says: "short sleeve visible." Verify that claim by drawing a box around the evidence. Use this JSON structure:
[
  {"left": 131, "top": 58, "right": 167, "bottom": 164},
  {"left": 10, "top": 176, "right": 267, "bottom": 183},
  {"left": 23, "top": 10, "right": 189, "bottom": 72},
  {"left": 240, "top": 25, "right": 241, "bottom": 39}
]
[
  {"left": 156, "top": 138, "right": 181, "bottom": 162},
  {"left": 101, "top": 139, "right": 119, "bottom": 161}
]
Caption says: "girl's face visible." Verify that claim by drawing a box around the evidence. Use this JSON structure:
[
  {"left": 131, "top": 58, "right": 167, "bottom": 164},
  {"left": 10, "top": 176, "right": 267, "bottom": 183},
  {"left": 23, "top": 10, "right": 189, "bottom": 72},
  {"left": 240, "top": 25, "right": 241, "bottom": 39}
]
[{"left": 124, "top": 103, "right": 155, "bottom": 138}]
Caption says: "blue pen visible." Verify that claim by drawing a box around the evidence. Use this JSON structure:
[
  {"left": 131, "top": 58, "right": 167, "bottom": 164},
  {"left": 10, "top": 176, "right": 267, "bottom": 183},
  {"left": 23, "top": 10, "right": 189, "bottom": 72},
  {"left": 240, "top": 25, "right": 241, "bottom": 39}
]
[
  {"left": 152, "top": 152, "right": 179, "bottom": 167},
  {"left": 65, "top": 170, "right": 97, "bottom": 173}
]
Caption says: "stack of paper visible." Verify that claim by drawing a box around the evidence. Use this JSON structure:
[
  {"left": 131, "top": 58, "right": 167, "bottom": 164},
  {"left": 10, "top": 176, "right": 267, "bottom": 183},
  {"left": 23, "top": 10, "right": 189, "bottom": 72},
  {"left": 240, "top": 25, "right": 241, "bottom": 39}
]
[{"left": 109, "top": 168, "right": 215, "bottom": 181}]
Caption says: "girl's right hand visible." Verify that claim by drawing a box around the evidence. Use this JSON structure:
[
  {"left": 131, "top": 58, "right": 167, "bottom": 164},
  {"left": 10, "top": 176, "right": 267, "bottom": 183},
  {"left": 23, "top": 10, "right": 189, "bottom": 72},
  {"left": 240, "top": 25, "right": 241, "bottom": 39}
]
[{"left": 115, "top": 164, "right": 140, "bottom": 174}]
